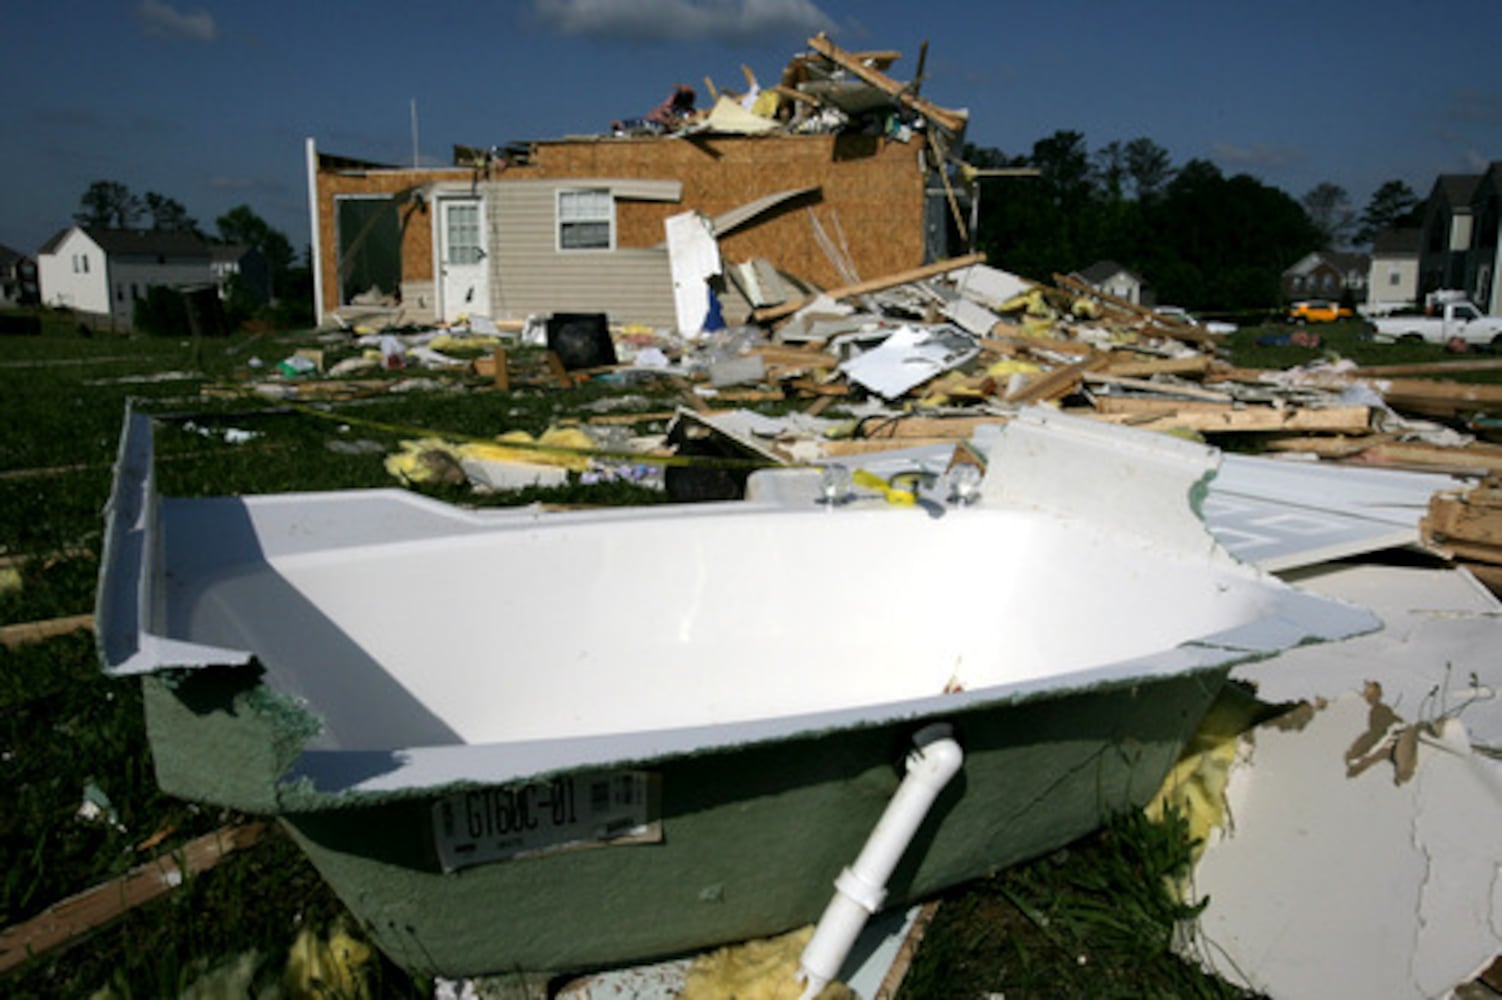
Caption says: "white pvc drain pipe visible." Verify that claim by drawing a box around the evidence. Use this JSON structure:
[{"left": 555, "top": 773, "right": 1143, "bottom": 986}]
[{"left": 796, "top": 723, "right": 963, "bottom": 999}]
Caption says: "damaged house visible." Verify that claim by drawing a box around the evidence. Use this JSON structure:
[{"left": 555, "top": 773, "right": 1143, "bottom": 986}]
[{"left": 306, "top": 34, "right": 971, "bottom": 332}]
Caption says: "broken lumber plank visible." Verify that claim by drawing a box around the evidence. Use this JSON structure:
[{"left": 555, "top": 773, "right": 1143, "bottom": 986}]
[
  {"left": 1377, "top": 378, "right": 1502, "bottom": 419},
  {"left": 806, "top": 33, "right": 968, "bottom": 133},
  {"left": 586, "top": 411, "right": 678, "bottom": 426},
  {"left": 823, "top": 437, "right": 965, "bottom": 457},
  {"left": 850, "top": 415, "right": 1011, "bottom": 440},
  {"left": 1005, "top": 355, "right": 1111, "bottom": 404},
  {"left": 1423, "top": 488, "right": 1502, "bottom": 549},
  {"left": 1262, "top": 434, "right": 1397, "bottom": 459},
  {"left": 787, "top": 378, "right": 851, "bottom": 397},
  {"left": 0, "top": 613, "right": 94, "bottom": 651},
  {"left": 1099, "top": 355, "right": 1215, "bottom": 378},
  {"left": 1092, "top": 398, "right": 1242, "bottom": 417},
  {"left": 1122, "top": 405, "right": 1373, "bottom": 435},
  {"left": 978, "top": 333, "right": 1094, "bottom": 359},
  {"left": 753, "top": 252, "right": 986, "bottom": 323},
  {"left": 1353, "top": 358, "right": 1502, "bottom": 377},
  {"left": 1354, "top": 441, "right": 1502, "bottom": 475},
  {"left": 0, "top": 822, "right": 267, "bottom": 972},
  {"left": 1083, "top": 372, "right": 1234, "bottom": 402},
  {"left": 752, "top": 345, "right": 839, "bottom": 368}
]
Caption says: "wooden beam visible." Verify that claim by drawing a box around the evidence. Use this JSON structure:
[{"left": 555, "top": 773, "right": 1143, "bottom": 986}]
[
  {"left": 1115, "top": 405, "right": 1373, "bottom": 435},
  {"left": 1082, "top": 372, "right": 1233, "bottom": 402},
  {"left": 1354, "top": 441, "right": 1502, "bottom": 475},
  {"left": 0, "top": 613, "right": 93, "bottom": 651},
  {"left": 1005, "top": 354, "right": 1111, "bottom": 404},
  {"left": 753, "top": 252, "right": 986, "bottom": 323},
  {"left": 1099, "top": 355, "right": 1214, "bottom": 378},
  {"left": 1352, "top": 358, "right": 1502, "bottom": 377},
  {"left": 0, "top": 822, "right": 267, "bottom": 972},
  {"left": 806, "top": 33, "right": 968, "bottom": 134},
  {"left": 848, "top": 415, "right": 1011, "bottom": 440}
]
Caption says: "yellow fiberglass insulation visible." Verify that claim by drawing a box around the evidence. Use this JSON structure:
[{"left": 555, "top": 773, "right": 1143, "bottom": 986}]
[
  {"left": 385, "top": 427, "right": 596, "bottom": 485},
  {"left": 283, "top": 918, "right": 373, "bottom": 999},
  {"left": 679, "top": 925, "right": 856, "bottom": 1000}
]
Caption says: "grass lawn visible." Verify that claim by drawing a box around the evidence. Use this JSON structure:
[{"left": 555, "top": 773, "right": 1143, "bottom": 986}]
[{"left": 9, "top": 306, "right": 1448, "bottom": 997}]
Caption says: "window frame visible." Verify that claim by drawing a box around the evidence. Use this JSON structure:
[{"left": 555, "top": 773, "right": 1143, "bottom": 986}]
[{"left": 556, "top": 188, "right": 614, "bottom": 253}]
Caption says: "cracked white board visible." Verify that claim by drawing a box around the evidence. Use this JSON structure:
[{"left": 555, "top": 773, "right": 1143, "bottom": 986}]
[{"left": 1188, "top": 693, "right": 1502, "bottom": 999}]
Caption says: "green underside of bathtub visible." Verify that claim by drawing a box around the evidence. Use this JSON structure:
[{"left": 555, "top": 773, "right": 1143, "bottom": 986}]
[{"left": 141, "top": 664, "right": 1225, "bottom": 979}]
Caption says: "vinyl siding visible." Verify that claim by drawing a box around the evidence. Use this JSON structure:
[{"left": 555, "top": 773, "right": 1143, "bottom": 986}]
[{"left": 486, "top": 181, "right": 678, "bottom": 327}]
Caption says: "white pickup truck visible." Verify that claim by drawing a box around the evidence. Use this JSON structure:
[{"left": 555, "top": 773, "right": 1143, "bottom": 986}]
[{"left": 1371, "top": 300, "right": 1502, "bottom": 346}]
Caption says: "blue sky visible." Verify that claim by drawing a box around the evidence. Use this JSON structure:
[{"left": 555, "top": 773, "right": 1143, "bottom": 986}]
[{"left": 2, "top": 0, "right": 1498, "bottom": 259}]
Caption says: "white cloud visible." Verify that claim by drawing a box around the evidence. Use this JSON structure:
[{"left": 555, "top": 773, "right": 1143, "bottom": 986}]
[
  {"left": 533, "top": 0, "right": 833, "bottom": 43},
  {"left": 1211, "top": 142, "right": 1305, "bottom": 170},
  {"left": 136, "top": 0, "right": 217, "bottom": 42}
]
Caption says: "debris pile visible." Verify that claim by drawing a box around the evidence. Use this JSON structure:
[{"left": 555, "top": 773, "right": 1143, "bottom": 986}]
[{"left": 609, "top": 33, "right": 967, "bottom": 143}]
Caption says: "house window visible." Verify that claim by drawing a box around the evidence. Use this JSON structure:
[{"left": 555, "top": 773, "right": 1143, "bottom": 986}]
[
  {"left": 116, "top": 284, "right": 124, "bottom": 302},
  {"left": 558, "top": 189, "right": 613, "bottom": 251},
  {"left": 1389, "top": 268, "right": 1401, "bottom": 286},
  {"left": 81, "top": 255, "right": 89, "bottom": 273}
]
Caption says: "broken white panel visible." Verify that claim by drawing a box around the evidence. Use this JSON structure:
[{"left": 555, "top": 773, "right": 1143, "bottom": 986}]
[
  {"left": 948, "top": 264, "right": 1034, "bottom": 310},
  {"left": 1239, "top": 559, "right": 1502, "bottom": 745},
  {"left": 981, "top": 407, "right": 1225, "bottom": 557},
  {"left": 1188, "top": 693, "right": 1502, "bottom": 1000},
  {"left": 941, "top": 296, "right": 1002, "bottom": 337},
  {"left": 838, "top": 324, "right": 977, "bottom": 399},
  {"left": 666, "top": 211, "right": 721, "bottom": 339},
  {"left": 1204, "top": 453, "right": 1461, "bottom": 572},
  {"left": 459, "top": 457, "right": 568, "bottom": 492}
]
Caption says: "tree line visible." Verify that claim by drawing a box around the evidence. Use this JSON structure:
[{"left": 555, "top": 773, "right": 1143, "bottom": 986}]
[{"left": 964, "top": 131, "right": 1424, "bottom": 315}]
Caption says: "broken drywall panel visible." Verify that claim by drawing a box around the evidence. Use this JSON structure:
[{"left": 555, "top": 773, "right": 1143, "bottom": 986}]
[
  {"left": 1188, "top": 692, "right": 1502, "bottom": 1000},
  {"left": 949, "top": 263, "right": 1034, "bottom": 310},
  {"left": 940, "top": 296, "right": 1002, "bottom": 337},
  {"left": 837, "top": 324, "right": 977, "bottom": 399},
  {"left": 1238, "top": 559, "right": 1502, "bottom": 746},
  {"left": 666, "top": 211, "right": 722, "bottom": 339}
]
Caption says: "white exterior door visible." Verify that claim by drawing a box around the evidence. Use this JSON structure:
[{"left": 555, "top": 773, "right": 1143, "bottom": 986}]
[{"left": 438, "top": 198, "right": 489, "bottom": 321}]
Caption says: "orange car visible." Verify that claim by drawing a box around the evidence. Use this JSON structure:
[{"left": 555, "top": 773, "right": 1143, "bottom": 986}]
[{"left": 1287, "top": 299, "right": 1354, "bottom": 323}]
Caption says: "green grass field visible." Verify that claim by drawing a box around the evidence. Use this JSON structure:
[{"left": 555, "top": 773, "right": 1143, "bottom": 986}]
[{"left": 10, "top": 305, "right": 1465, "bottom": 996}]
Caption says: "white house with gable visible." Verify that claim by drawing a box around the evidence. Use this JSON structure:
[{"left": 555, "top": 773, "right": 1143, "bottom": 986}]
[{"left": 38, "top": 226, "right": 246, "bottom": 328}]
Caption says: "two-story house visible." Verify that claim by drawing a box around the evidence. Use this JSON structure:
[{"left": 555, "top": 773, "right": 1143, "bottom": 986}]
[{"left": 37, "top": 227, "right": 243, "bottom": 328}]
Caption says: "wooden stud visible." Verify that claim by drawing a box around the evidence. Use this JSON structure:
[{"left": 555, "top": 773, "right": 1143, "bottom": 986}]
[{"left": 0, "top": 823, "right": 267, "bottom": 972}]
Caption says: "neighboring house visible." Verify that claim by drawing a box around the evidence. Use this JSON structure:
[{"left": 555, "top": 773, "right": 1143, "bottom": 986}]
[
  {"left": 1281, "top": 251, "right": 1370, "bottom": 303},
  {"left": 1072, "top": 260, "right": 1148, "bottom": 305},
  {"left": 37, "top": 227, "right": 238, "bottom": 328},
  {"left": 1418, "top": 173, "right": 1481, "bottom": 303},
  {"left": 0, "top": 244, "right": 39, "bottom": 305},
  {"left": 305, "top": 37, "right": 973, "bottom": 331},
  {"left": 211, "top": 243, "right": 270, "bottom": 304},
  {"left": 1414, "top": 163, "right": 1501, "bottom": 313},
  {"left": 1364, "top": 228, "right": 1421, "bottom": 313}
]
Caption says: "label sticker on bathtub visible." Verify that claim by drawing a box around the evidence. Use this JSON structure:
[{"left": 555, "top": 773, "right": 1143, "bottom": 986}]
[{"left": 432, "top": 771, "right": 661, "bottom": 872}]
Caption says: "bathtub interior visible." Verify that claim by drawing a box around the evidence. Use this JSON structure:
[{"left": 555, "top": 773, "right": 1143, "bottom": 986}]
[{"left": 161, "top": 494, "right": 1277, "bottom": 753}]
